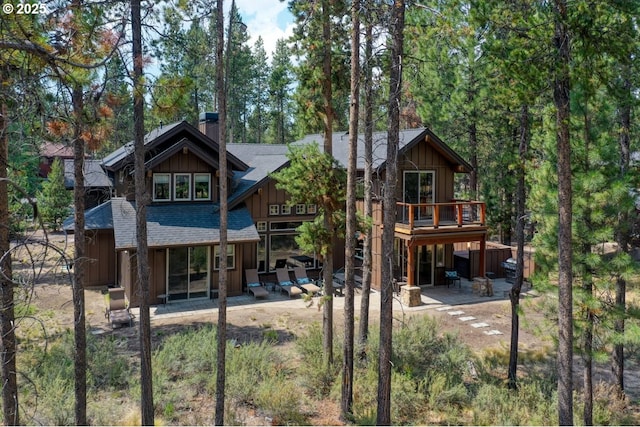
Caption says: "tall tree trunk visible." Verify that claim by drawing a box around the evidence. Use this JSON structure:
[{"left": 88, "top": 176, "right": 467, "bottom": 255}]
[
  {"left": 214, "top": 0, "right": 229, "bottom": 423},
  {"left": 72, "top": 81, "right": 87, "bottom": 426},
  {"left": 612, "top": 62, "right": 631, "bottom": 397},
  {"left": 358, "top": 0, "right": 374, "bottom": 356},
  {"left": 468, "top": 121, "right": 478, "bottom": 200},
  {"left": 377, "top": 1, "right": 404, "bottom": 424},
  {"left": 131, "top": 0, "right": 154, "bottom": 424},
  {"left": 341, "top": 0, "right": 360, "bottom": 419},
  {"left": 321, "top": 0, "right": 335, "bottom": 370},
  {"left": 553, "top": 0, "right": 573, "bottom": 424},
  {"left": 507, "top": 104, "right": 529, "bottom": 390},
  {"left": 69, "top": 1, "right": 87, "bottom": 419},
  {"left": 0, "top": 96, "right": 18, "bottom": 426}
]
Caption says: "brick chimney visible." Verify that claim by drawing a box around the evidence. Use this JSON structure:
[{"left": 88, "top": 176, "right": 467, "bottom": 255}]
[{"left": 198, "top": 112, "right": 219, "bottom": 141}]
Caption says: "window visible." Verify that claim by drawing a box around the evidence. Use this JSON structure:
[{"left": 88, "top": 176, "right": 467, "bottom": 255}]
[
  {"left": 257, "top": 235, "right": 266, "bottom": 272},
  {"left": 174, "top": 173, "right": 191, "bottom": 200},
  {"left": 281, "top": 204, "right": 291, "bottom": 215},
  {"left": 153, "top": 174, "right": 170, "bottom": 201},
  {"left": 296, "top": 204, "right": 306, "bottom": 215},
  {"left": 270, "top": 221, "right": 303, "bottom": 231},
  {"left": 307, "top": 204, "right": 317, "bottom": 214},
  {"left": 256, "top": 221, "right": 267, "bottom": 232},
  {"left": 436, "top": 244, "right": 445, "bottom": 267},
  {"left": 194, "top": 174, "right": 211, "bottom": 200},
  {"left": 214, "top": 244, "right": 235, "bottom": 270},
  {"left": 269, "top": 204, "right": 279, "bottom": 216}
]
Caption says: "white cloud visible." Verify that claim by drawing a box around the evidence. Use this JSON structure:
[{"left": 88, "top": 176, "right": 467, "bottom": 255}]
[{"left": 235, "top": 0, "right": 295, "bottom": 62}]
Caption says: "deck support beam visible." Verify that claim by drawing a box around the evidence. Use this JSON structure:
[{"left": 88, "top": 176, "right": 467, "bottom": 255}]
[{"left": 406, "top": 242, "right": 415, "bottom": 286}]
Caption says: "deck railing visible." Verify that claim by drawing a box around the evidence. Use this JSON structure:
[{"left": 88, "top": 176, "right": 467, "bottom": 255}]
[{"left": 396, "top": 201, "right": 486, "bottom": 230}]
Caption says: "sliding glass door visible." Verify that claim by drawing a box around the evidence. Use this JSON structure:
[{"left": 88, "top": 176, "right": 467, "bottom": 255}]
[
  {"left": 403, "top": 171, "right": 435, "bottom": 221},
  {"left": 167, "top": 246, "right": 210, "bottom": 301}
]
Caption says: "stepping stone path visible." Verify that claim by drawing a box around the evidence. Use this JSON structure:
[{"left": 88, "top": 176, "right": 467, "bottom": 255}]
[
  {"left": 436, "top": 305, "right": 502, "bottom": 335},
  {"left": 448, "top": 310, "right": 465, "bottom": 316},
  {"left": 470, "top": 322, "right": 490, "bottom": 328}
]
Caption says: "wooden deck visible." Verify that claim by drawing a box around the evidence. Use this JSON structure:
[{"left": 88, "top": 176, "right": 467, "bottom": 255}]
[{"left": 395, "top": 201, "right": 486, "bottom": 235}]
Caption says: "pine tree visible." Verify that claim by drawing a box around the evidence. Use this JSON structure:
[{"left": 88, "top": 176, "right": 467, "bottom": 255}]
[{"left": 38, "top": 158, "right": 72, "bottom": 231}]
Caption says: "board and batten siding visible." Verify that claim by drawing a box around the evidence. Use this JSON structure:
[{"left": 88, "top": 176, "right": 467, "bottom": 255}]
[{"left": 83, "top": 229, "right": 116, "bottom": 287}]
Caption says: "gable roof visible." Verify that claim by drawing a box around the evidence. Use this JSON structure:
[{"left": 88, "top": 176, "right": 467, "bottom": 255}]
[
  {"left": 102, "top": 121, "right": 248, "bottom": 173},
  {"left": 295, "top": 128, "right": 472, "bottom": 172},
  {"left": 226, "top": 127, "right": 472, "bottom": 208}
]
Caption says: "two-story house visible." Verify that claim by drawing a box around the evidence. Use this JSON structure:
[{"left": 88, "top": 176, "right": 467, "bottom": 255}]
[{"left": 65, "top": 113, "right": 487, "bottom": 306}]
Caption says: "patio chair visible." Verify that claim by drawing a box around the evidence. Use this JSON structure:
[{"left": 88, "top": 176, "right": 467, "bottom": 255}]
[
  {"left": 276, "top": 268, "right": 303, "bottom": 298},
  {"left": 105, "top": 287, "right": 133, "bottom": 328},
  {"left": 293, "top": 267, "right": 321, "bottom": 295},
  {"left": 245, "top": 269, "right": 269, "bottom": 299},
  {"left": 445, "top": 270, "right": 461, "bottom": 288}
]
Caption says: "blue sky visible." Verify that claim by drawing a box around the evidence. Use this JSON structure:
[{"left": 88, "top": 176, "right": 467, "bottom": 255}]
[{"left": 235, "top": 0, "right": 295, "bottom": 61}]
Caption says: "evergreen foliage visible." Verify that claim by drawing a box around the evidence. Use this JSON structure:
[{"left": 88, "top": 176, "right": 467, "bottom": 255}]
[
  {"left": 37, "top": 158, "right": 72, "bottom": 231},
  {"left": 271, "top": 143, "right": 346, "bottom": 258}
]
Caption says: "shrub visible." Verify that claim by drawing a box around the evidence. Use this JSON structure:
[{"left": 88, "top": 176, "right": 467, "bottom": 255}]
[
  {"left": 295, "top": 322, "right": 340, "bottom": 398},
  {"left": 255, "top": 376, "right": 308, "bottom": 425},
  {"left": 224, "top": 340, "right": 285, "bottom": 405}
]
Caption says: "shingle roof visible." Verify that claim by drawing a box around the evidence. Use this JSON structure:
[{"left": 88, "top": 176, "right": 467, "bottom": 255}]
[
  {"left": 102, "top": 121, "right": 248, "bottom": 172},
  {"left": 294, "top": 128, "right": 471, "bottom": 171},
  {"left": 227, "top": 144, "right": 290, "bottom": 207},
  {"left": 110, "top": 198, "right": 259, "bottom": 250},
  {"left": 101, "top": 121, "right": 183, "bottom": 169},
  {"left": 63, "top": 199, "right": 114, "bottom": 230},
  {"left": 64, "top": 159, "right": 112, "bottom": 188},
  {"left": 226, "top": 128, "right": 471, "bottom": 208}
]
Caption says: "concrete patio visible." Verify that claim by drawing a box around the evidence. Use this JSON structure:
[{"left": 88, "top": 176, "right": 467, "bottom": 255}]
[{"left": 129, "top": 276, "right": 533, "bottom": 322}]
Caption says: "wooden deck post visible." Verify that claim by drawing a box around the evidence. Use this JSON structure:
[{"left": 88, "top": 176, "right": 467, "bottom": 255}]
[
  {"left": 406, "top": 242, "right": 415, "bottom": 286},
  {"left": 479, "top": 236, "right": 486, "bottom": 277}
]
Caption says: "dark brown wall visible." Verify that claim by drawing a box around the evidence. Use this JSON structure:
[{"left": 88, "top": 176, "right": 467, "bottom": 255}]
[
  {"left": 84, "top": 229, "right": 116, "bottom": 287},
  {"left": 453, "top": 242, "right": 513, "bottom": 279},
  {"left": 396, "top": 139, "right": 457, "bottom": 202}
]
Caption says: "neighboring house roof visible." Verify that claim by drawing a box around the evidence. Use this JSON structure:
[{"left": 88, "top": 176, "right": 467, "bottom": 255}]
[
  {"left": 110, "top": 198, "right": 259, "bottom": 250},
  {"left": 102, "top": 121, "right": 248, "bottom": 172},
  {"left": 64, "top": 159, "right": 112, "bottom": 189},
  {"left": 40, "top": 142, "right": 76, "bottom": 159},
  {"left": 63, "top": 199, "right": 114, "bottom": 230}
]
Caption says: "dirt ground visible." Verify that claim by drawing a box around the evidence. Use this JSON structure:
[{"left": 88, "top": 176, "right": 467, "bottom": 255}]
[
  {"left": 11, "top": 231, "right": 640, "bottom": 424},
  {"left": 19, "top": 277, "right": 640, "bottom": 426}
]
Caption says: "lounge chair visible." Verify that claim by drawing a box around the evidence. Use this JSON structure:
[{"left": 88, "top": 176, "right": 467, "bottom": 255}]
[
  {"left": 105, "top": 287, "right": 133, "bottom": 328},
  {"left": 245, "top": 269, "right": 269, "bottom": 299},
  {"left": 276, "top": 268, "right": 303, "bottom": 298},
  {"left": 293, "top": 267, "right": 321, "bottom": 295}
]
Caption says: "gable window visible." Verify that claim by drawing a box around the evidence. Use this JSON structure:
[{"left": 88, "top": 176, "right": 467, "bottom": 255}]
[
  {"left": 194, "top": 173, "right": 211, "bottom": 200},
  {"left": 307, "top": 204, "right": 317, "bottom": 214},
  {"left": 214, "top": 244, "right": 235, "bottom": 270},
  {"left": 174, "top": 173, "right": 191, "bottom": 200},
  {"left": 269, "top": 204, "right": 279, "bottom": 216},
  {"left": 296, "top": 204, "right": 306, "bottom": 215},
  {"left": 153, "top": 174, "right": 170, "bottom": 201},
  {"left": 281, "top": 204, "right": 291, "bottom": 215}
]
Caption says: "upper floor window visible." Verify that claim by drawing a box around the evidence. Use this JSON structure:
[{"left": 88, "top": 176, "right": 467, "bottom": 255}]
[
  {"left": 194, "top": 173, "right": 211, "bottom": 200},
  {"left": 174, "top": 173, "right": 191, "bottom": 200},
  {"left": 153, "top": 174, "right": 170, "bottom": 201}
]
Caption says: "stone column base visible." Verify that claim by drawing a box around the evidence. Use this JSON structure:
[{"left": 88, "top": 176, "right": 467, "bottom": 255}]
[{"left": 400, "top": 285, "right": 422, "bottom": 307}]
